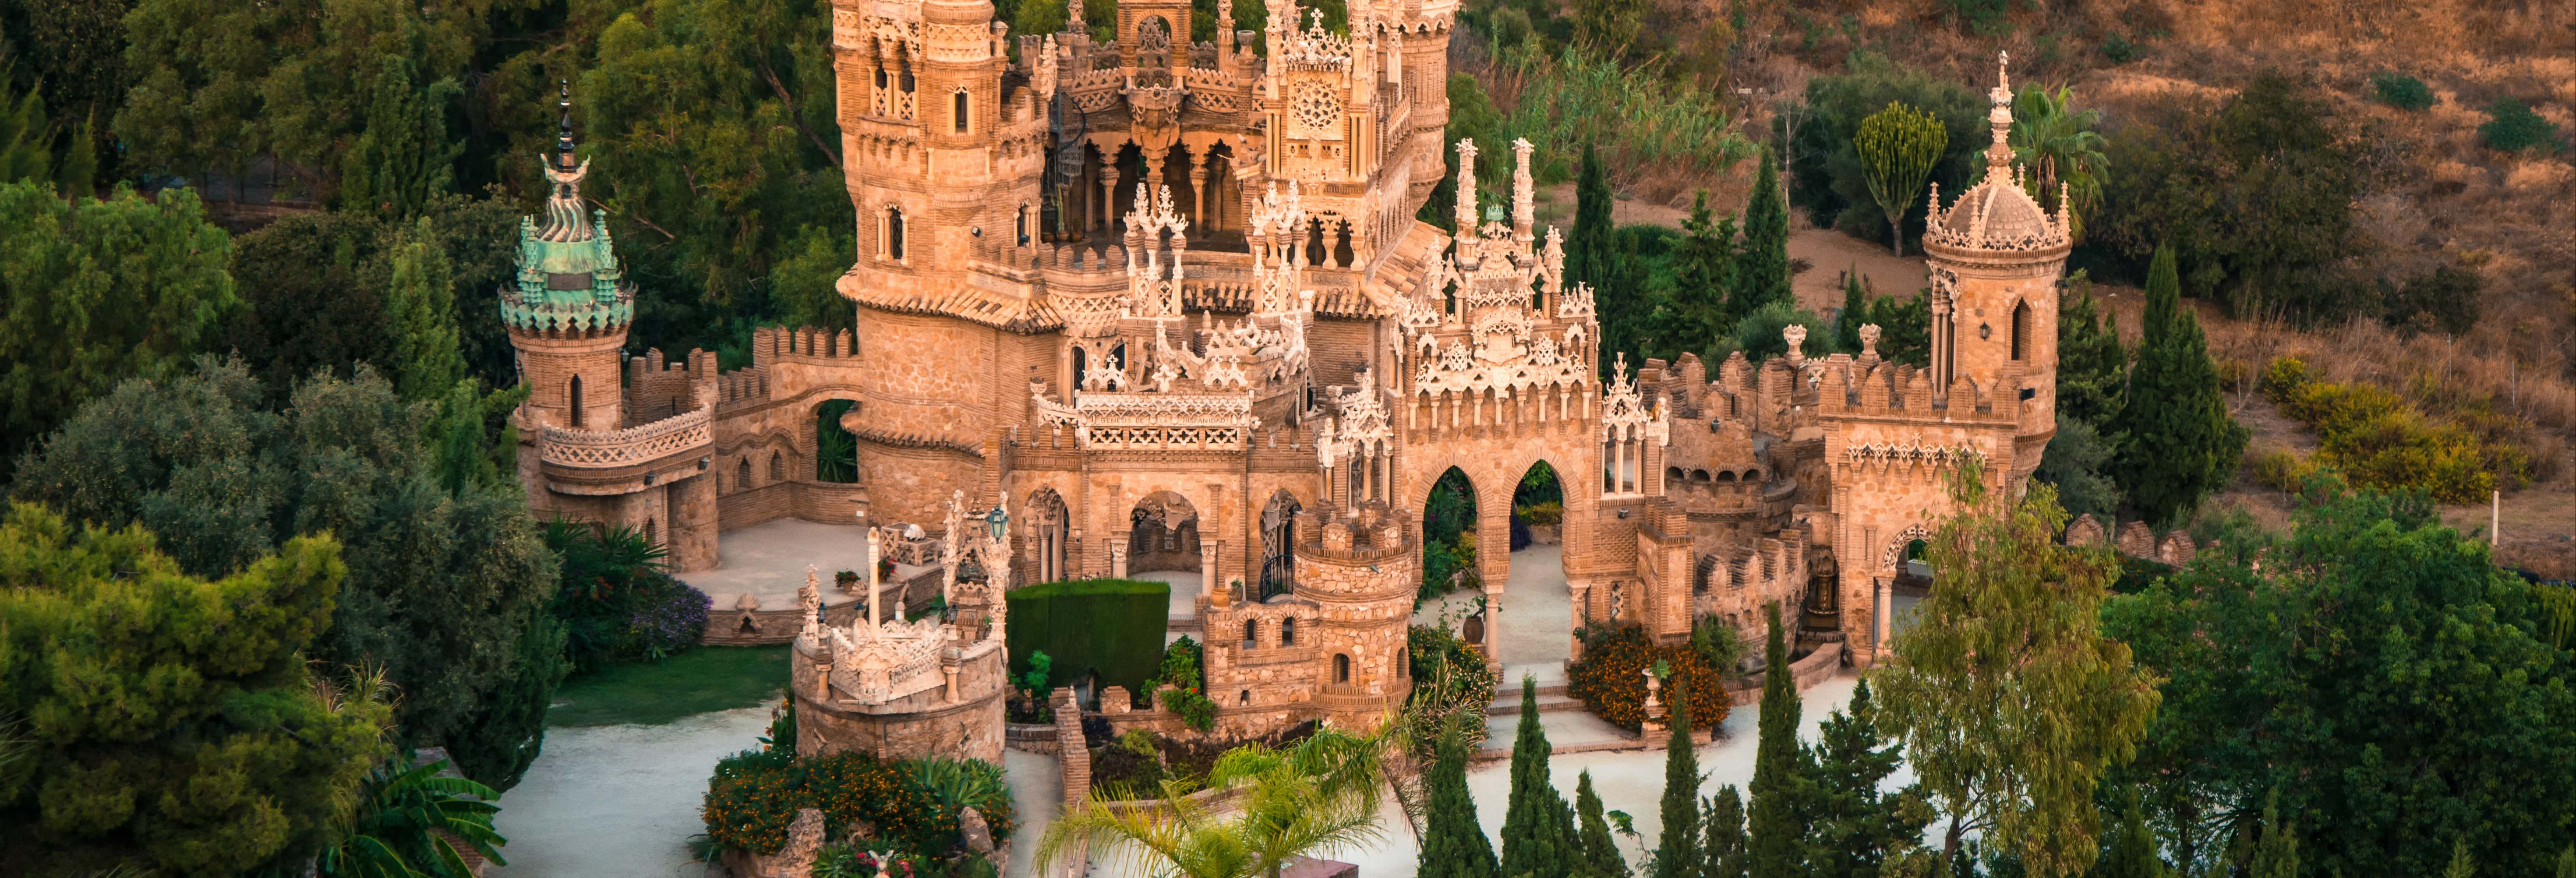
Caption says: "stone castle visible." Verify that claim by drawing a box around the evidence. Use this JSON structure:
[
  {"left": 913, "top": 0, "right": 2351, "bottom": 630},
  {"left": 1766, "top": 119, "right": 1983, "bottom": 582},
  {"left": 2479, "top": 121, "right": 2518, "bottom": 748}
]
[{"left": 500, "top": 0, "right": 2068, "bottom": 756}]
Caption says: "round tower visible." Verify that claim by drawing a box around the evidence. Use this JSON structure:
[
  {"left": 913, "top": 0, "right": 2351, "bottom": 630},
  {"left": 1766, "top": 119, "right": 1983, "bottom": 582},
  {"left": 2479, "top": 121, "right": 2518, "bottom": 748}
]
[
  {"left": 502, "top": 85, "right": 633, "bottom": 436},
  {"left": 1919, "top": 52, "right": 2070, "bottom": 487}
]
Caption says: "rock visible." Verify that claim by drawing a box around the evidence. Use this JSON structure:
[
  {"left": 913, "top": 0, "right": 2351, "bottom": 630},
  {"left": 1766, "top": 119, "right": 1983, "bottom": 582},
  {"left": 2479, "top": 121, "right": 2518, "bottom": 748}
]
[{"left": 958, "top": 807, "right": 995, "bottom": 853}]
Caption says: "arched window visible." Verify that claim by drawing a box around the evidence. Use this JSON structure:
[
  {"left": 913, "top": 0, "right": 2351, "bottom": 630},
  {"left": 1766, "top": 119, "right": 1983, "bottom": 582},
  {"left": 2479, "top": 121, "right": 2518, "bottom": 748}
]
[
  {"left": 567, "top": 374, "right": 585, "bottom": 428},
  {"left": 874, "top": 64, "right": 888, "bottom": 90},
  {"left": 953, "top": 90, "right": 970, "bottom": 133},
  {"left": 737, "top": 457, "right": 753, "bottom": 490},
  {"left": 2011, "top": 300, "right": 2032, "bottom": 361},
  {"left": 1280, "top": 617, "right": 1297, "bottom": 646},
  {"left": 769, "top": 450, "right": 785, "bottom": 482},
  {"left": 1242, "top": 619, "right": 1259, "bottom": 649},
  {"left": 1332, "top": 653, "right": 1351, "bottom": 684},
  {"left": 1016, "top": 204, "right": 1030, "bottom": 246},
  {"left": 643, "top": 518, "right": 657, "bottom": 547},
  {"left": 882, "top": 207, "right": 907, "bottom": 260}
]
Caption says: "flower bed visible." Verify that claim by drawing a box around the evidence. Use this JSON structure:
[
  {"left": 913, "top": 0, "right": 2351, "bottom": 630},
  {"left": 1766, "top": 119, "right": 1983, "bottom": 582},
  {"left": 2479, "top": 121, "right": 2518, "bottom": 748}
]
[
  {"left": 701, "top": 703, "right": 1014, "bottom": 858},
  {"left": 1566, "top": 623, "right": 1730, "bottom": 732}
]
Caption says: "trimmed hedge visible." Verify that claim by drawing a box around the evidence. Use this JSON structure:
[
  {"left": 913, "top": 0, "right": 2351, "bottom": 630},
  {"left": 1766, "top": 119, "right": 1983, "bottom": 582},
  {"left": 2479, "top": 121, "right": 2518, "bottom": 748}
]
[{"left": 1005, "top": 578, "right": 1170, "bottom": 692}]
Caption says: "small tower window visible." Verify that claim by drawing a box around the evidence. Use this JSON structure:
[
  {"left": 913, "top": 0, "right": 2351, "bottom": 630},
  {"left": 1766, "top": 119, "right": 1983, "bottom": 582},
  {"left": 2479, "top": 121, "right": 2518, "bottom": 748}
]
[
  {"left": 737, "top": 457, "right": 753, "bottom": 490},
  {"left": 1280, "top": 617, "right": 1296, "bottom": 646},
  {"left": 643, "top": 518, "right": 657, "bottom": 547},
  {"left": 953, "top": 90, "right": 970, "bottom": 133},
  {"left": 882, "top": 207, "right": 906, "bottom": 260},
  {"left": 874, "top": 64, "right": 888, "bottom": 90},
  {"left": 1332, "top": 653, "right": 1351, "bottom": 684},
  {"left": 2011, "top": 300, "right": 2032, "bottom": 362},
  {"left": 567, "top": 375, "right": 585, "bottom": 428},
  {"left": 770, "top": 450, "right": 785, "bottom": 482},
  {"left": 1243, "top": 619, "right": 1259, "bottom": 649}
]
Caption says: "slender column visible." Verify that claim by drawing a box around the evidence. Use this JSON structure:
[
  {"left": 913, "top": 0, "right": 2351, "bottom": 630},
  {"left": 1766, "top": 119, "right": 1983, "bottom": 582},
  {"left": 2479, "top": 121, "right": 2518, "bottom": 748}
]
[
  {"left": 1097, "top": 146, "right": 1120, "bottom": 230},
  {"left": 1187, "top": 145, "right": 1212, "bottom": 227},
  {"left": 866, "top": 529, "right": 883, "bottom": 625},
  {"left": 1874, "top": 576, "right": 1893, "bottom": 654}
]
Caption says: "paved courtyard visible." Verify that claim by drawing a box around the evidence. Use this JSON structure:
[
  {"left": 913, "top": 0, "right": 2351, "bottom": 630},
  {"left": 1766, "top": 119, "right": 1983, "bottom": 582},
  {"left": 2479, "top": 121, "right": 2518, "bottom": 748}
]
[{"left": 678, "top": 518, "right": 936, "bottom": 617}]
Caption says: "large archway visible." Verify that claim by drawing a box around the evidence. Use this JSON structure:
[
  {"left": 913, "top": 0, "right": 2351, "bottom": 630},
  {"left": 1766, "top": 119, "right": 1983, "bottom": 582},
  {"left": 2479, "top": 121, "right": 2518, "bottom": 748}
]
[
  {"left": 1419, "top": 466, "right": 1478, "bottom": 602},
  {"left": 812, "top": 399, "right": 859, "bottom": 483}
]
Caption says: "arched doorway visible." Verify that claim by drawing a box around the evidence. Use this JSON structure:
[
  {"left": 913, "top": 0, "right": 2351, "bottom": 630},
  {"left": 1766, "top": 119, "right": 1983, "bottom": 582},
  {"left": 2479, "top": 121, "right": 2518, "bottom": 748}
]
[
  {"left": 813, "top": 399, "right": 859, "bottom": 483},
  {"left": 1027, "top": 487, "right": 1070, "bottom": 583},
  {"left": 1258, "top": 490, "right": 1301, "bottom": 601},
  {"left": 1127, "top": 491, "right": 1200, "bottom": 574},
  {"left": 1420, "top": 467, "right": 1477, "bottom": 602}
]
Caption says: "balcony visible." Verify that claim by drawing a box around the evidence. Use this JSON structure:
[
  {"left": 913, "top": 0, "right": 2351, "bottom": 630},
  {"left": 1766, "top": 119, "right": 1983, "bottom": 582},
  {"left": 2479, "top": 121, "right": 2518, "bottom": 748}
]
[{"left": 539, "top": 406, "right": 712, "bottom": 468}]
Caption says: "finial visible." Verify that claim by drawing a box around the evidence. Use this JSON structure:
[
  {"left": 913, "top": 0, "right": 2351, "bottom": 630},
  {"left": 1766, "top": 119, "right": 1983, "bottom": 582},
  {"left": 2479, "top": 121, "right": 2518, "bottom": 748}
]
[
  {"left": 555, "top": 79, "right": 578, "bottom": 171},
  {"left": 1997, "top": 50, "right": 2010, "bottom": 92}
]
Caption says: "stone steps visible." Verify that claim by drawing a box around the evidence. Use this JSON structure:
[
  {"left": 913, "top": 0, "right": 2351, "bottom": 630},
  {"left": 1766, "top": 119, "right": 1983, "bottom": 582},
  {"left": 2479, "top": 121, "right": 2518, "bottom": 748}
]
[{"left": 1485, "top": 692, "right": 1583, "bottom": 716}]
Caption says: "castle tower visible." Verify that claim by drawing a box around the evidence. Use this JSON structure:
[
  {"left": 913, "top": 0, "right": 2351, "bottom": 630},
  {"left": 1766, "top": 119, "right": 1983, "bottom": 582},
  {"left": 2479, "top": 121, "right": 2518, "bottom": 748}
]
[
  {"left": 502, "top": 85, "right": 633, "bottom": 436},
  {"left": 1921, "top": 52, "right": 2070, "bottom": 487}
]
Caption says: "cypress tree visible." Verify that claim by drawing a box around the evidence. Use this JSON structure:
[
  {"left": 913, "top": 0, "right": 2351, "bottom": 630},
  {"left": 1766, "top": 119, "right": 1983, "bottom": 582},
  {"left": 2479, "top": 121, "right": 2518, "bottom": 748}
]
[
  {"left": 2056, "top": 280, "right": 2128, "bottom": 430},
  {"left": 1746, "top": 603, "right": 1805, "bottom": 878},
  {"left": 1672, "top": 190, "right": 1745, "bottom": 350},
  {"left": 1654, "top": 681, "right": 1701, "bottom": 878},
  {"left": 1576, "top": 770, "right": 1629, "bottom": 878},
  {"left": 2556, "top": 846, "right": 2574, "bottom": 878},
  {"left": 1421, "top": 728, "right": 1502, "bottom": 878},
  {"left": 2249, "top": 788, "right": 2299, "bottom": 878},
  {"left": 2110, "top": 244, "right": 2247, "bottom": 526},
  {"left": 1803, "top": 679, "right": 1926, "bottom": 878},
  {"left": 1735, "top": 147, "right": 1792, "bottom": 318},
  {"left": 1834, "top": 270, "right": 1869, "bottom": 354},
  {"left": 1566, "top": 142, "right": 1615, "bottom": 291},
  {"left": 386, "top": 219, "right": 466, "bottom": 402},
  {"left": 1502, "top": 676, "right": 1575, "bottom": 878},
  {"left": 1703, "top": 785, "right": 1747, "bottom": 878}
]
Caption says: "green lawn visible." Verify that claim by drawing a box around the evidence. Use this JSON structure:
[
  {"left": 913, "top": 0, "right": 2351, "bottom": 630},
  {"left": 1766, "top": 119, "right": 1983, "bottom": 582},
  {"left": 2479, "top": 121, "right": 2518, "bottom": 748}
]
[{"left": 547, "top": 645, "right": 792, "bottom": 727}]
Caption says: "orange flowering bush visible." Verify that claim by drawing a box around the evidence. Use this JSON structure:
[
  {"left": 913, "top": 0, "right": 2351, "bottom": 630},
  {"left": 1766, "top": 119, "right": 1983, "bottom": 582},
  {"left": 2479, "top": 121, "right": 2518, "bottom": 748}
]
[{"left": 1566, "top": 624, "right": 1729, "bottom": 732}]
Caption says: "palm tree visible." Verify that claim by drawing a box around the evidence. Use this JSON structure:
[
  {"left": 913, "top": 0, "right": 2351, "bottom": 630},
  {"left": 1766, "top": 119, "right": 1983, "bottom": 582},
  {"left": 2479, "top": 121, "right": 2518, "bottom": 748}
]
[
  {"left": 315, "top": 755, "right": 508, "bottom": 878},
  {"left": 1036, "top": 725, "right": 1398, "bottom": 878},
  {"left": 2007, "top": 85, "right": 2111, "bottom": 240}
]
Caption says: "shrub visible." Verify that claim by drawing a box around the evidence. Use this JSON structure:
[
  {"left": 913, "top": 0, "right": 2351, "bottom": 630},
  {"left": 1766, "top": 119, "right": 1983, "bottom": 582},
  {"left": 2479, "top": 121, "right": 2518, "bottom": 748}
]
[
  {"left": 2382, "top": 265, "right": 2482, "bottom": 336},
  {"left": 2275, "top": 378, "right": 2530, "bottom": 502},
  {"left": 1514, "top": 501, "right": 1565, "bottom": 527},
  {"left": 1690, "top": 615, "right": 1747, "bottom": 673},
  {"left": 1407, "top": 624, "right": 1498, "bottom": 752},
  {"left": 2101, "top": 32, "right": 2137, "bottom": 64},
  {"left": 1004, "top": 578, "right": 1169, "bottom": 693},
  {"left": 2248, "top": 446, "right": 2308, "bottom": 492},
  {"left": 2479, "top": 98, "right": 2561, "bottom": 153},
  {"left": 2368, "top": 72, "right": 2435, "bottom": 111},
  {"left": 628, "top": 571, "right": 713, "bottom": 659},
  {"left": 2258, "top": 356, "right": 2312, "bottom": 403},
  {"left": 1566, "top": 624, "right": 1729, "bottom": 732},
  {"left": 1151, "top": 635, "right": 1218, "bottom": 731}
]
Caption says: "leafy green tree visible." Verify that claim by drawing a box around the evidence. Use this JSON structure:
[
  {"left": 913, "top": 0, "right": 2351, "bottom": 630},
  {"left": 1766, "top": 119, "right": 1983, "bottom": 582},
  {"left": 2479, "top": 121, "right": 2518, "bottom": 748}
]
[
  {"left": 2090, "top": 786, "right": 2166, "bottom": 878},
  {"left": 1669, "top": 190, "right": 1743, "bottom": 350},
  {"left": 0, "top": 502, "right": 392, "bottom": 874},
  {"left": 1576, "top": 770, "right": 1629, "bottom": 878},
  {"left": 1735, "top": 148, "right": 1791, "bottom": 317},
  {"left": 338, "top": 55, "right": 463, "bottom": 218},
  {"left": 4, "top": 0, "right": 131, "bottom": 179},
  {"left": 1702, "top": 784, "right": 1745, "bottom": 878},
  {"left": 2246, "top": 789, "right": 2296, "bottom": 878},
  {"left": 442, "top": 605, "right": 567, "bottom": 791},
  {"left": 2006, "top": 85, "right": 2109, "bottom": 238},
  {"left": 1566, "top": 142, "right": 1615, "bottom": 292},
  {"left": 1862, "top": 289, "right": 1931, "bottom": 366},
  {"left": 2034, "top": 415, "right": 2119, "bottom": 519},
  {"left": 1570, "top": 0, "right": 1647, "bottom": 57},
  {"left": 1802, "top": 679, "right": 1931, "bottom": 878},
  {"left": 2055, "top": 279, "right": 2127, "bottom": 430},
  {"left": 0, "top": 182, "right": 236, "bottom": 470},
  {"left": 1854, "top": 102, "right": 1947, "bottom": 256},
  {"left": 1502, "top": 676, "right": 1576, "bottom": 878},
  {"left": 2109, "top": 245, "right": 2246, "bottom": 527},
  {"left": 1418, "top": 728, "right": 1502, "bottom": 878},
  {"left": 2103, "top": 476, "right": 2576, "bottom": 877},
  {"left": 2095, "top": 71, "right": 2366, "bottom": 320},
  {"left": 771, "top": 223, "right": 859, "bottom": 333},
  {"left": 1872, "top": 463, "right": 2161, "bottom": 877},
  {"left": 316, "top": 755, "right": 509, "bottom": 877},
  {"left": 387, "top": 218, "right": 467, "bottom": 400},
  {"left": 10, "top": 359, "right": 561, "bottom": 788},
  {"left": 1654, "top": 681, "right": 1701, "bottom": 878},
  {"left": 1787, "top": 53, "right": 1986, "bottom": 242},
  {"left": 2558, "top": 846, "right": 2574, "bottom": 878},
  {"left": 1746, "top": 603, "right": 1806, "bottom": 878}
]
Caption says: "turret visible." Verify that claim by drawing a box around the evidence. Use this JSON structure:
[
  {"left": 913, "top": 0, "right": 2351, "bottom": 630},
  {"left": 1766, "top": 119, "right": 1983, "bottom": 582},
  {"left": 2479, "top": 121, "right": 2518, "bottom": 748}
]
[{"left": 502, "top": 82, "right": 632, "bottom": 433}]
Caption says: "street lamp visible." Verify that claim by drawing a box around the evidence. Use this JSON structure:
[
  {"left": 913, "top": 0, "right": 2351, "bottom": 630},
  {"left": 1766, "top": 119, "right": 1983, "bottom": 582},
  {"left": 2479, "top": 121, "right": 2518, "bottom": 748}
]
[{"left": 983, "top": 505, "right": 1009, "bottom": 543}]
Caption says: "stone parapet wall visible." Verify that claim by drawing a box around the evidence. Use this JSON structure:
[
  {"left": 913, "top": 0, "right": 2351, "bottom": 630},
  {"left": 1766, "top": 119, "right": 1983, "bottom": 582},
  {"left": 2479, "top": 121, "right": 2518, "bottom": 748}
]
[{"left": 792, "top": 638, "right": 1010, "bottom": 763}]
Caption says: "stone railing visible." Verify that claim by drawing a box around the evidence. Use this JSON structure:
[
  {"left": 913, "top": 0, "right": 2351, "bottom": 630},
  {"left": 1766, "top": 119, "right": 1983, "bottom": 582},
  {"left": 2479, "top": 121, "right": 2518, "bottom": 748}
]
[
  {"left": 539, "top": 406, "right": 712, "bottom": 467},
  {"left": 1074, "top": 392, "right": 1258, "bottom": 451}
]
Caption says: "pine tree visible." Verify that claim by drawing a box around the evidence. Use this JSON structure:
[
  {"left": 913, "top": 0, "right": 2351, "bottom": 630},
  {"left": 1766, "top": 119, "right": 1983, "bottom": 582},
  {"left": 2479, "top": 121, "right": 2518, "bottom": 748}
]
[
  {"left": 1746, "top": 602, "right": 1806, "bottom": 878},
  {"left": 1653, "top": 680, "right": 1703, "bottom": 878},
  {"left": 1576, "top": 770, "right": 1630, "bottom": 878},
  {"left": 2556, "top": 845, "right": 2573, "bottom": 878},
  {"left": 338, "top": 55, "right": 461, "bottom": 218},
  {"left": 386, "top": 219, "right": 466, "bottom": 402},
  {"left": 2110, "top": 244, "right": 2248, "bottom": 526},
  {"left": 1671, "top": 190, "right": 1745, "bottom": 350},
  {"left": 1503, "top": 676, "right": 1576, "bottom": 878},
  {"left": 1566, "top": 142, "right": 1615, "bottom": 291},
  {"left": 2442, "top": 838, "right": 2474, "bottom": 878},
  {"left": 2092, "top": 786, "right": 2166, "bottom": 878},
  {"left": 1421, "top": 728, "right": 1503, "bottom": 878},
  {"left": 1737, "top": 147, "right": 1792, "bottom": 315},
  {"left": 2055, "top": 279, "right": 2128, "bottom": 430},
  {"left": 1804, "top": 680, "right": 1929, "bottom": 878},
  {"left": 2249, "top": 788, "right": 2297, "bottom": 878},
  {"left": 1703, "top": 785, "right": 1747, "bottom": 878}
]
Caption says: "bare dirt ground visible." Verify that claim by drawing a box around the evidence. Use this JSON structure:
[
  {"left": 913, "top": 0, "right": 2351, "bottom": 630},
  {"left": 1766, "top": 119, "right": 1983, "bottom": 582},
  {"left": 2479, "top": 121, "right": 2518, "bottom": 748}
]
[{"left": 1528, "top": 183, "right": 1929, "bottom": 316}]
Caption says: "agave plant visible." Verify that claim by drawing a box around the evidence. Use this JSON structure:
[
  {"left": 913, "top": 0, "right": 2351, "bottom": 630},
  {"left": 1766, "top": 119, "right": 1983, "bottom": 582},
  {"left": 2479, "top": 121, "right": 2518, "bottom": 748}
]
[
  {"left": 315, "top": 755, "right": 507, "bottom": 878},
  {"left": 1035, "top": 724, "right": 1399, "bottom": 878}
]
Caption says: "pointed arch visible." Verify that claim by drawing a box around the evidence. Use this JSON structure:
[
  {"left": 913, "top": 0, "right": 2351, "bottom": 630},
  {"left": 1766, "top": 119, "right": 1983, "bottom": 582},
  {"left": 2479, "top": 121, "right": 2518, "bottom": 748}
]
[
  {"left": 1258, "top": 490, "right": 1303, "bottom": 600},
  {"left": 1026, "top": 486, "right": 1071, "bottom": 583}
]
